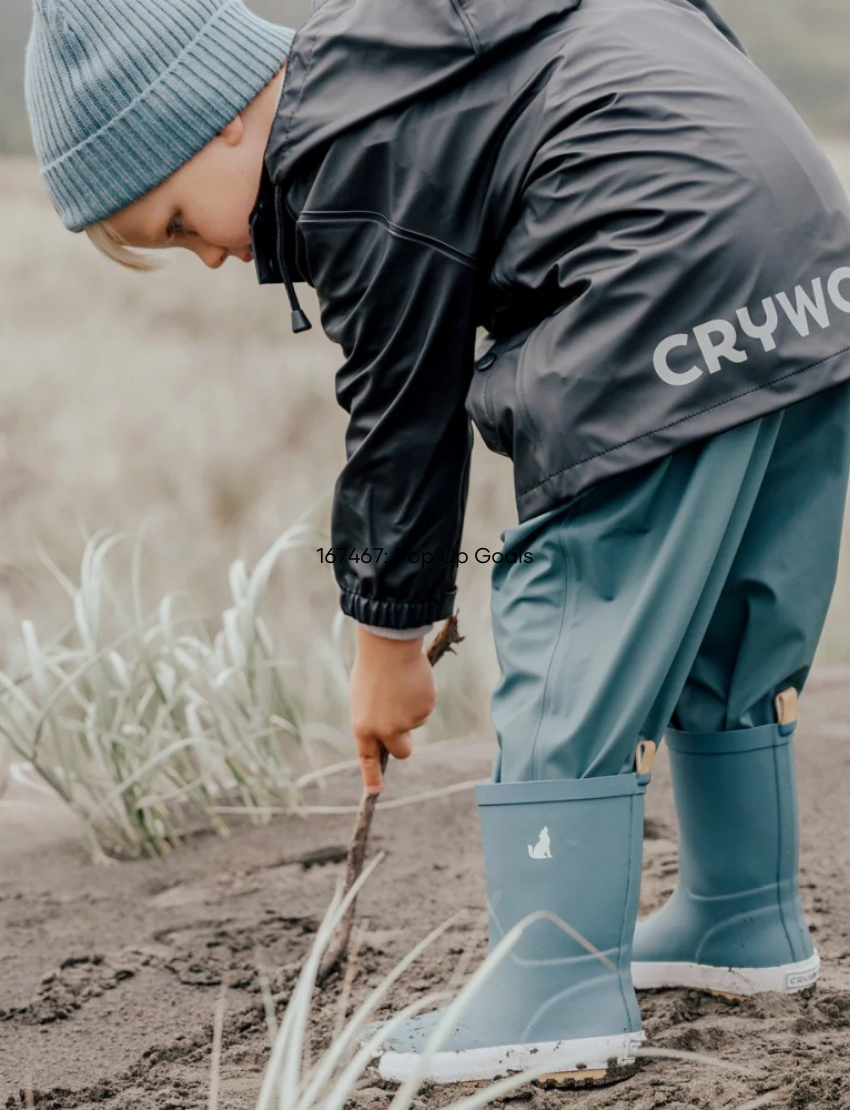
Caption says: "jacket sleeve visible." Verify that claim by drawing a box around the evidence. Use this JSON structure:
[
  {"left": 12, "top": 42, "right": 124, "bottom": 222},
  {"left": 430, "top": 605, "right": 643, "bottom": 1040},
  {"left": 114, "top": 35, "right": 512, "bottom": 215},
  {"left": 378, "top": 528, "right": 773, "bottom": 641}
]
[{"left": 297, "top": 215, "right": 479, "bottom": 630}]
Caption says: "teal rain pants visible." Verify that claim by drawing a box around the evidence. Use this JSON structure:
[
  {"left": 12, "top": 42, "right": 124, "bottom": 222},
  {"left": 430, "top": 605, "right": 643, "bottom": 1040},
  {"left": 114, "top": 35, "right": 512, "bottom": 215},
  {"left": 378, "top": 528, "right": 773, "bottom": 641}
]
[{"left": 488, "top": 378, "right": 850, "bottom": 783}]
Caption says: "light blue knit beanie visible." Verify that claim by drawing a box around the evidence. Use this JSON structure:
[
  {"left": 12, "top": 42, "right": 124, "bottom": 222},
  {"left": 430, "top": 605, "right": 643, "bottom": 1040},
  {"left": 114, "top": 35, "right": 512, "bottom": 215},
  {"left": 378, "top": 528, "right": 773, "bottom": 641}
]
[{"left": 25, "top": 0, "right": 296, "bottom": 232}]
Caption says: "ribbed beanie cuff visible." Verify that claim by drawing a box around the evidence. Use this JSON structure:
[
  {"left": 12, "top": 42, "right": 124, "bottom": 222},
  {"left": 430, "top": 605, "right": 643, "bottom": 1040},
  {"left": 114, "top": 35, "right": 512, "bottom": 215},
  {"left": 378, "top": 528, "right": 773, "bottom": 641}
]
[{"left": 25, "top": 0, "right": 296, "bottom": 232}]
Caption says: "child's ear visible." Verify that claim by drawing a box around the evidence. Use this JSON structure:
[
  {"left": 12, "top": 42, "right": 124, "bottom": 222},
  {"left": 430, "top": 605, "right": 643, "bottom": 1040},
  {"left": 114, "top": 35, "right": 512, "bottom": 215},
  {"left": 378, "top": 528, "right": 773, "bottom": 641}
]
[{"left": 218, "top": 114, "right": 245, "bottom": 146}]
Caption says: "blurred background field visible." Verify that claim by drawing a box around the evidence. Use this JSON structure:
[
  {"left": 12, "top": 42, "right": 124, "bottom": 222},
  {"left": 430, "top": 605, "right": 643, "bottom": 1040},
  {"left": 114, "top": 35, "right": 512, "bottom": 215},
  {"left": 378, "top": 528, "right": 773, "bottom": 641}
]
[{"left": 0, "top": 0, "right": 849, "bottom": 764}]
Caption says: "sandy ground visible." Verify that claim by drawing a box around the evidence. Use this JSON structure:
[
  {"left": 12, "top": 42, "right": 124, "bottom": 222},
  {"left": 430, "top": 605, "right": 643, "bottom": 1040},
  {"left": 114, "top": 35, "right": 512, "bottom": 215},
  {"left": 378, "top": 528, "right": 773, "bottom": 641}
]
[{"left": 3, "top": 667, "right": 850, "bottom": 1110}]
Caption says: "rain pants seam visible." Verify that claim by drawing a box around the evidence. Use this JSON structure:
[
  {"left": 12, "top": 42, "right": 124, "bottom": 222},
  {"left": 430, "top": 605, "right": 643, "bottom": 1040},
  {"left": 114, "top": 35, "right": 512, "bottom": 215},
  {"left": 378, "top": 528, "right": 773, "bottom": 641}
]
[{"left": 528, "top": 511, "right": 577, "bottom": 781}]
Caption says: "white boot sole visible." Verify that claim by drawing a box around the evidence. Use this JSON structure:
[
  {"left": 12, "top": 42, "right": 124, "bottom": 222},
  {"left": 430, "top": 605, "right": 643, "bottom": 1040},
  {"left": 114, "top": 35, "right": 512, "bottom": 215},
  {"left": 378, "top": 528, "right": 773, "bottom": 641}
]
[
  {"left": 374, "top": 1030, "right": 644, "bottom": 1085},
  {"left": 631, "top": 950, "right": 820, "bottom": 996}
]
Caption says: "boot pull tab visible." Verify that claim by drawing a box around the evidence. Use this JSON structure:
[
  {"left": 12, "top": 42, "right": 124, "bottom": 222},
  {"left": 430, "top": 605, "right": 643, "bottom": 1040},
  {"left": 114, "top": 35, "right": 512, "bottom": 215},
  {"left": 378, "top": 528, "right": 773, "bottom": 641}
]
[
  {"left": 635, "top": 739, "right": 657, "bottom": 777},
  {"left": 775, "top": 686, "right": 799, "bottom": 725}
]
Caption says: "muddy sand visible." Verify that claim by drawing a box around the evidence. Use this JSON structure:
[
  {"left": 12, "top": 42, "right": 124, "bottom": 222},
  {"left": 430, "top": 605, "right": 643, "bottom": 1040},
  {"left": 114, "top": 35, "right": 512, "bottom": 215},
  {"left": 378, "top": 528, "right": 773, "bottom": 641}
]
[{"left": 3, "top": 666, "right": 850, "bottom": 1110}]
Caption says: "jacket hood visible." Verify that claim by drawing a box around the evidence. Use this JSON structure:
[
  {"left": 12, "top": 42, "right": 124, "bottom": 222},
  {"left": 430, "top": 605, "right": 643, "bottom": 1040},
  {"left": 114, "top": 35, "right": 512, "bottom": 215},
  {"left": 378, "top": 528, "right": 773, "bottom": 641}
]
[{"left": 265, "top": 0, "right": 583, "bottom": 185}]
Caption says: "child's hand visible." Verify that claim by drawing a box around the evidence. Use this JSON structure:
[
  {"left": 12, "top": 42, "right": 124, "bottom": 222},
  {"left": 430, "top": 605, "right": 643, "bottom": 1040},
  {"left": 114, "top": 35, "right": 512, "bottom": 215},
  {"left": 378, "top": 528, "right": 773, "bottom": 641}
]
[{"left": 350, "top": 626, "right": 437, "bottom": 796}]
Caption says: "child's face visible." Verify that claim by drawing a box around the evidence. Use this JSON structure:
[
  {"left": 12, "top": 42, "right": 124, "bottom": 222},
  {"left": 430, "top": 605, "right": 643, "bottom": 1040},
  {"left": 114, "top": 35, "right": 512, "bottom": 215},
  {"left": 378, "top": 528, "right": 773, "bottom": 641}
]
[{"left": 107, "top": 113, "right": 268, "bottom": 269}]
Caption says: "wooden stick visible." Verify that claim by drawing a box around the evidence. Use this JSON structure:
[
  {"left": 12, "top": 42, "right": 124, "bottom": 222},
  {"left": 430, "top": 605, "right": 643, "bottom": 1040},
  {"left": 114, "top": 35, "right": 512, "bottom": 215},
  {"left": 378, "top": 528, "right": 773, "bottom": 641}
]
[{"left": 316, "top": 613, "right": 464, "bottom": 987}]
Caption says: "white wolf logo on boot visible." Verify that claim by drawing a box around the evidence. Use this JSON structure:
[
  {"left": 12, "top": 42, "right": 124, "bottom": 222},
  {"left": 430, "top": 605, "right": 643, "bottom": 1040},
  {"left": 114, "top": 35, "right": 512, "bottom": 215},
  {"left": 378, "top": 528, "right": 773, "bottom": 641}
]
[{"left": 527, "top": 825, "right": 552, "bottom": 859}]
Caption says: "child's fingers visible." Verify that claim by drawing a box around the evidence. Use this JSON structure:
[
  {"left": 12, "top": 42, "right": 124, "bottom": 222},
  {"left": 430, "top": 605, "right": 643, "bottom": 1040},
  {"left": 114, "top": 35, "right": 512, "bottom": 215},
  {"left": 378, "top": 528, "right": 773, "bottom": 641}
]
[
  {"left": 384, "top": 731, "right": 414, "bottom": 761},
  {"left": 356, "top": 731, "right": 414, "bottom": 795},
  {"left": 356, "top": 733, "right": 384, "bottom": 795}
]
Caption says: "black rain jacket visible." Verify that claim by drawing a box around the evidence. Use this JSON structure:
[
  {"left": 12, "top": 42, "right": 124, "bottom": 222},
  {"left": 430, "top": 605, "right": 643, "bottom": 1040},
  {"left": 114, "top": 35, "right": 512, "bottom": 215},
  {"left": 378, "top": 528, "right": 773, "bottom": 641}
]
[{"left": 249, "top": 0, "right": 850, "bottom": 631}]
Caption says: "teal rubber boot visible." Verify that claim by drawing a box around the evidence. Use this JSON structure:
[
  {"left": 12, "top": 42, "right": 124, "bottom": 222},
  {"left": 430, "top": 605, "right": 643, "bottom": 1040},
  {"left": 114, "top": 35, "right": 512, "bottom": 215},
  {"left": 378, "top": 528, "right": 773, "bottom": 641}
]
[
  {"left": 632, "top": 690, "right": 819, "bottom": 996},
  {"left": 362, "top": 772, "right": 648, "bottom": 1086}
]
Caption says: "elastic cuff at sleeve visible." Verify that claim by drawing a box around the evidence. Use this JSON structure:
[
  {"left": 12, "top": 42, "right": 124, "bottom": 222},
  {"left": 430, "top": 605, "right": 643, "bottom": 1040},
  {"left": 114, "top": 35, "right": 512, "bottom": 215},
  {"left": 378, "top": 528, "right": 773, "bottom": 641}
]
[
  {"left": 357, "top": 622, "right": 434, "bottom": 641},
  {"left": 340, "top": 587, "right": 456, "bottom": 629}
]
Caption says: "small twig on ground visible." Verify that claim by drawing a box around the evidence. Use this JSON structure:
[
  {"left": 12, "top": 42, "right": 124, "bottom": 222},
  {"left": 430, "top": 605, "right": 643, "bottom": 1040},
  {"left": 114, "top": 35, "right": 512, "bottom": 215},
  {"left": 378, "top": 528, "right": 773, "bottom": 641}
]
[
  {"left": 253, "top": 943, "right": 279, "bottom": 1045},
  {"left": 316, "top": 613, "right": 464, "bottom": 987},
  {"left": 331, "top": 918, "right": 368, "bottom": 1045},
  {"left": 736, "top": 1090, "right": 790, "bottom": 1110},
  {"left": 207, "top": 978, "right": 229, "bottom": 1110}
]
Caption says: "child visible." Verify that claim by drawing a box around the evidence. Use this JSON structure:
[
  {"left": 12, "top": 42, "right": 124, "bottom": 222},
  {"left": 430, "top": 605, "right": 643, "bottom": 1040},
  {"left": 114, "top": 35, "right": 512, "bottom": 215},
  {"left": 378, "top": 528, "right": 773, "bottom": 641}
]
[{"left": 26, "top": 0, "right": 850, "bottom": 1089}]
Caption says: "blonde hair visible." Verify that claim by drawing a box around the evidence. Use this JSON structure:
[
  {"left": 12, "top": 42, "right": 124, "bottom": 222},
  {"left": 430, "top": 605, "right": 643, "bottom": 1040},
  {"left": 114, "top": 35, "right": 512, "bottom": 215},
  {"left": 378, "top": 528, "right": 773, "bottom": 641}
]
[{"left": 84, "top": 219, "right": 163, "bottom": 272}]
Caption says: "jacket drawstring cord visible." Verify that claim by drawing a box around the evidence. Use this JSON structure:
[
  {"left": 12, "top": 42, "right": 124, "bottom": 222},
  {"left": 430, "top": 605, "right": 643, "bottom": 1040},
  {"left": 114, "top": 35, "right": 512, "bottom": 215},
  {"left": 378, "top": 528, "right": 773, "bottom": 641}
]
[{"left": 274, "top": 185, "right": 312, "bottom": 333}]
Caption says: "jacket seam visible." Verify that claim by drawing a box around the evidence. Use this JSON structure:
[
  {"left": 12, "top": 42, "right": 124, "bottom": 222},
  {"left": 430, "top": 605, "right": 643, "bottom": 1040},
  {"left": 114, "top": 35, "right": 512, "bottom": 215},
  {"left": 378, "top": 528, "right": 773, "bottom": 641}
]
[
  {"left": 482, "top": 369, "right": 500, "bottom": 451},
  {"left": 516, "top": 347, "right": 543, "bottom": 453},
  {"left": 518, "top": 342, "right": 850, "bottom": 498},
  {"left": 278, "top": 17, "right": 319, "bottom": 166},
  {"left": 298, "top": 210, "right": 479, "bottom": 270},
  {"left": 450, "top": 0, "right": 482, "bottom": 56}
]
